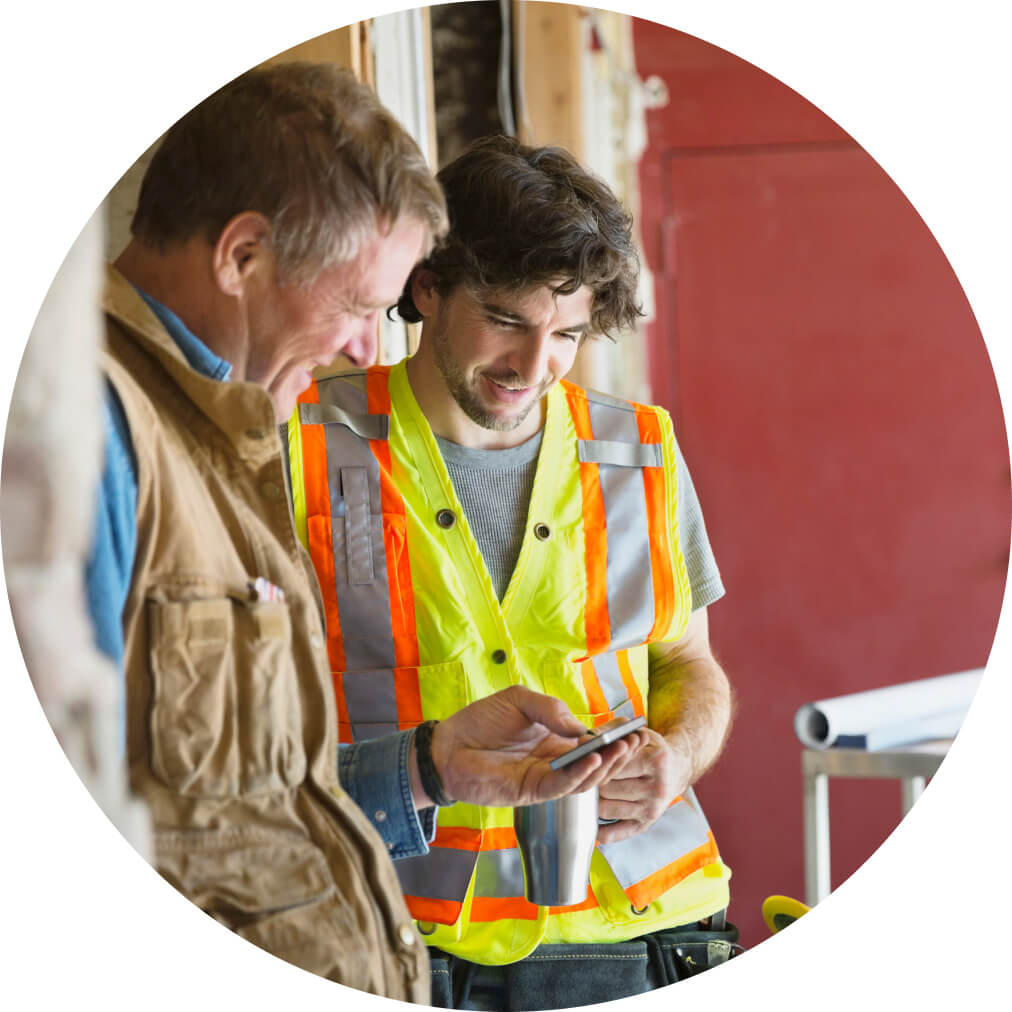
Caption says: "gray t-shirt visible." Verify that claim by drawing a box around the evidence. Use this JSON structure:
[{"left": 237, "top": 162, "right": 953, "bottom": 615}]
[{"left": 436, "top": 432, "right": 725, "bottom": 609}]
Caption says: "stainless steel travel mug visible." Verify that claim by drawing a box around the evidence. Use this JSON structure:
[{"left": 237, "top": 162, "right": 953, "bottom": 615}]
[{"left": 513, "top": 788, "right": 598, "bottom": 906}]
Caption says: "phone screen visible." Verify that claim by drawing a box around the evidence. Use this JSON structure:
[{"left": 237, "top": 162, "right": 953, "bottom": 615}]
[{"left": 549, "top": 715, "right": 646, "bottom": 770}]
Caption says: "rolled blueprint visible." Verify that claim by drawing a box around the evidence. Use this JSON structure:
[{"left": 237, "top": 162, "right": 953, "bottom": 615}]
[{"left": 794, "top": 669, "right": 984, "bottom": 751}]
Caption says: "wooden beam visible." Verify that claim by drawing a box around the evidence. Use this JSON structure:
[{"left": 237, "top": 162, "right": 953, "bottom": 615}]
[{"left": 514, "top": 1, "right": 585, "bottom": 159}]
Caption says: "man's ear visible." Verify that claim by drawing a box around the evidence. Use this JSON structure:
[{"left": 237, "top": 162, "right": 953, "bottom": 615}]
[
  {"left": 410, "top": 268, "right": 442, "bottom": 318},
  {"left": 212, "top": 211, "right": 273, "bottom": 297}
]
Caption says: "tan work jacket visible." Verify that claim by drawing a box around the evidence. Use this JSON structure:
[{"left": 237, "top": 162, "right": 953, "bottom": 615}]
[{"left": 101, "top": 266, "right": 427, "bottom": 1001}]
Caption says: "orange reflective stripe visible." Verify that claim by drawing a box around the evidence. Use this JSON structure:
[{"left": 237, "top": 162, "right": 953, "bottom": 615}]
[
  {"left": 564, "top": 382, "right": 610, "bottom": 655},
  {"left": 367, "top": 367, "right": 420, "bottom": 670},
  {"left": 434, "top": 825, "right": 484, "bottom": 851},
  {"left": 299, "top": 383, "right": 347, "bottom": 679},
  {"left": 623, "top": 832, "right": 721, "bottom": 911},
  {"left": 580, "top": 659, "right": 611, "bottom": 725},
  {"left": 366, "top": 364, "right": 393, "bottom": 414},
  {"left": 470, "top": 896, "right": 541, "bottom": 922},
  {"left": 481, "top": 826, "right": 518, "bottom": 850},
  {"left": 405, "top": 896, "right": 464, "bottom": 924},
  {"left": 307, "top": 516, "right": 345, "bottom": 673},
  {"left": 393, "top": 667, "right": 425, "bottom": 729},
  {"left": 616, "top": 649, "right": 645, "bottom": 719},
  {"left": 297, "top": 382, "right": 330, "bottom": 519},
  {"left": 633, "top": 403, "right": 676, "bottom": 641}
]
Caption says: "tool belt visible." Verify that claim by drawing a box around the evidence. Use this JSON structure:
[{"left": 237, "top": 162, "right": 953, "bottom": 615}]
[{"left": 428, "top": 915, "right": 742, "bottom": 1010}]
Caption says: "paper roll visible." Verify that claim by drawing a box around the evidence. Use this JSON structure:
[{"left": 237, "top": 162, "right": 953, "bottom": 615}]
[{"left": 794, "top": 669, "right": 984, "bottom": 750}]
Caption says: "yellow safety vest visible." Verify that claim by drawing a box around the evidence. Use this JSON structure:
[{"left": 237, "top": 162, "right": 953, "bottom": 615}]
[{"left": 287, "top": 361, "right": 730, "bottom": 964}]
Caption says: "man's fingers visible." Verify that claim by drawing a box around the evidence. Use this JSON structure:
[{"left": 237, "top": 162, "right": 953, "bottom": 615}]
[
  {"left": 598, "top": 775, "right": 655, "bottom": 803},
  {"left": 596, "top": 818, "right": 643, "bottom": 845}
]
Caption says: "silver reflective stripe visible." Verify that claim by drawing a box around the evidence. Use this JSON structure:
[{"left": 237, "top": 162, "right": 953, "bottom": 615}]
[
  {"left": 341, "top": 467, "right": 374, "bottom": 584},
  {"left": 597, "top": 794, "right": 713, "bottom": 889},
  {"left": 588, "top": 652, "right": 628, "bottom": 712},
  {"left": 473, "top": 848, "right": 526, "bottom": 898},
  {"left": 299, "top": 401, "right": 390, "bottom": 441},
  {"left": 578, "top": 440, "right": 663, "bottom": 468},
  {"left": 396, "top": 847, "right": 479, "bottom": 901},
  {"left": 587, "top": 398, "right": 656, "bottom": 651},
  {"left": 342, "top": 668, "right": 399, "bottom": 730},
  {"left": 314, "top": 375, "right": 397, "bottom": 671}
]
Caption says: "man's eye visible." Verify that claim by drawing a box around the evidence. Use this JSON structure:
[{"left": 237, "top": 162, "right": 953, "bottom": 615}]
[
  {"left": 559, "top": 332, "right": 581, "bottom": 343},
  {"left": 490, "top": 316, "right": 519, "bottom": 328}
]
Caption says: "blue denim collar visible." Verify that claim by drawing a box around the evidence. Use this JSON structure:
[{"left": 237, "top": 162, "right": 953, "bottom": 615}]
[{"left": 132, "top": 285, "right": 232, "bottom": 381}]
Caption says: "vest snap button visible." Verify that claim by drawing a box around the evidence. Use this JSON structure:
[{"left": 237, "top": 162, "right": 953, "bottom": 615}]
[
  {"left": 534, "top": 522, "right": 551, "bottom": 541},
  {"left": 631, "top": 903, "right": 651, "bottom": 915},
  {"left": 436, "top": 508, "right": 456, "bottom": 529},
  {"left": 491, "top": 649, "right": 507, "bottom": 664}
]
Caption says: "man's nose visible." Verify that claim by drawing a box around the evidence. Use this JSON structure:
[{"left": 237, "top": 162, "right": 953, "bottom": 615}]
[
  {"left": 512, "top": 331, "right": 553, "bottom": 385},
  {"left": 340, "top": 312, "right": 380, "bottom": 368}
]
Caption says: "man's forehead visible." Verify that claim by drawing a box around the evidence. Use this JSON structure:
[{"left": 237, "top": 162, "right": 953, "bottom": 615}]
[{"left": 471, "top": 282, "right": 594, "bottom": 320}]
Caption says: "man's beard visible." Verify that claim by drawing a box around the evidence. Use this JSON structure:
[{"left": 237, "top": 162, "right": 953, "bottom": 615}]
[{"left": 432, "top": 325, "right": 547, "bottom": 432}]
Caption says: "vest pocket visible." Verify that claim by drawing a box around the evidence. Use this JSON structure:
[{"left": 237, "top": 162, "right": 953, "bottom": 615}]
[
  {"left": 148, "top": 596, "right": 306, "bottom": 798},
  {"left": 337, "top": 660, "right": 469, "bottom": 744}
]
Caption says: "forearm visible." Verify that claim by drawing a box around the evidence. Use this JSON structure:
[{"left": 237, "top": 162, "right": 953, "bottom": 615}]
[{"left": 647, "top": 645, "right": 733, "bottom": 789}]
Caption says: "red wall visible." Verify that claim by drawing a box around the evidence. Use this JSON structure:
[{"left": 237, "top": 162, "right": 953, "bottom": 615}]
[{"left": 632, "top": 21, "right": 1010, "bottom": 948}]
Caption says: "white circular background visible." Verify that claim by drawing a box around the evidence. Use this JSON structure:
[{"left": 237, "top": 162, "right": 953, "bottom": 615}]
[{"left": 2, "top": 2, "right": 1008, "bottom": 1008}]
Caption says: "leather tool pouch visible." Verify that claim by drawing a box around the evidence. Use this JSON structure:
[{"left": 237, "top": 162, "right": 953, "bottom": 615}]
[{"left": 644, "top": 920, "right": 744, "bottom": 985}]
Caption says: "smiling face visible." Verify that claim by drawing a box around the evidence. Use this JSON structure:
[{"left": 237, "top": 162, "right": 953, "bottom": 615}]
[
  {"left": 245, "top": 216, "right": 429, "bottom": 420},
  {"left": 408, "top": 278, "right": 593, "bottom": 447}
]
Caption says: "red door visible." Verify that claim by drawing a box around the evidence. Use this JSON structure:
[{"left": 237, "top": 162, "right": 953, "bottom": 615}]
[{"left": 633, "top": 21, "right": 1009, "bottom": 947}]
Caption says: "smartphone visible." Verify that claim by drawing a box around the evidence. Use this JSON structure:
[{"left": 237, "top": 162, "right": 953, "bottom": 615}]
[{"left": 549, "top": 715, "right": 647, "bottom": 770}]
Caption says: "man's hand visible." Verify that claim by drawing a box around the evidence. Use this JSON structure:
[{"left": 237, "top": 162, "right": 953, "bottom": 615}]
[
  {"left": 411, "top": 685, "right": 641, "bottom": 809},
  {"left": 596, "top": 728, "right": 690, "bottom": 844},
  {"left": 597, "top": 608, "right": 733, "bottom": 844}
]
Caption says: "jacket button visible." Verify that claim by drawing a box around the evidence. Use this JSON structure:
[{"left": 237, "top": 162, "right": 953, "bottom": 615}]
[
  {"left": 399, "top": 923, "right": 417, "bottom": 946},
  {"left": 261, "top": 481, "right": 282, "bottom": 501},
  {"left": 534, "top": 522, "right": 551, "bottom": 541},
  {"left": 245, "top": 427, "right": 266, "bottom": 440},
  {"left": 436, "top": 508, "right": 456, "bottom": 529},
  {"left": 491, "top": 649, "right": 507, "bottom": 664}
]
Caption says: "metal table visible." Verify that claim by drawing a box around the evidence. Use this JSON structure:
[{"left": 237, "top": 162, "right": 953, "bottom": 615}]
[{"left": 802, "top": 738, "right": 951, "bottom": 906}]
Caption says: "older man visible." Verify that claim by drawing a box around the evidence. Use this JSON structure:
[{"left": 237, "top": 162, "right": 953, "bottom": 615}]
[{"left": 85, "top": 65, "right": 632, "bottom": 1000}]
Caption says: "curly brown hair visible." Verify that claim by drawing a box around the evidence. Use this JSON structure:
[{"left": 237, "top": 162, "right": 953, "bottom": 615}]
[
  {"left": 131, "top": 62, "right": 447, "bottom": 285},
  {"left": 396, "top": 135, "right": 642, "bottom": 338}
]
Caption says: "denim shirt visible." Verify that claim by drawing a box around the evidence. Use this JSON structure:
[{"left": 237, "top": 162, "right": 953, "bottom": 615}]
[{"left": 86, "top": 285, "right": 433, "bottom": 858}]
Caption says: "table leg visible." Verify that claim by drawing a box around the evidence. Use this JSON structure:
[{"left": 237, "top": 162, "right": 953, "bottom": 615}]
[
  {"left": 804, "top": 770, "right": 831, "bottom": 906},
  {"left": 900, "top": 775, "right": 926, "bottom": 815}
]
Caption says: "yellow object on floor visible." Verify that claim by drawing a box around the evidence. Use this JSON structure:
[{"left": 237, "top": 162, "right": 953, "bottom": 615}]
[{"left": 762, "top": 895, "right": 810, "bottom": 933}]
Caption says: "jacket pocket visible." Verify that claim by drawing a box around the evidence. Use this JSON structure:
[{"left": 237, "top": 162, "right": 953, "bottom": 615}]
[
  {"left": 148, "top": 596, "right": 306, "bottom": 798},
  {"left": 155, "top": 824, "right": 389, "bottom": 989}
]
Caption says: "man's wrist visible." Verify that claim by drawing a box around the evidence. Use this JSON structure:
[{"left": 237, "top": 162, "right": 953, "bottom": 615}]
[{"left": 411, "top": 720, "right": 456, "bottom": 808}]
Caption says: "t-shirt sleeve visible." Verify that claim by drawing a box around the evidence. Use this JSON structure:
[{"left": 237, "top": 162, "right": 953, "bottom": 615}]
[{"left": 674, "top": 437, "right": 725, "bottom": 611}]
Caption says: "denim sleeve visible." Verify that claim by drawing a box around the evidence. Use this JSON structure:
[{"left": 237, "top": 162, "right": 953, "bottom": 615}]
[
  {"left": 338, "top": 731, "right": 437, "bottom": 859},
  {"left": 83, "top": 385, "right": 138, "bottom": 751}
]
